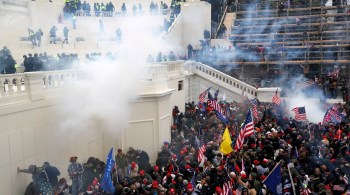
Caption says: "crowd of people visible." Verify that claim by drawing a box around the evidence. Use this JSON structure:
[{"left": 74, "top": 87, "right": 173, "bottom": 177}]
[
  {"left": 63, "top": 0, "right": 173, "bottom": 17},
  {"left": 17, "top": 92, "right": 350, "bottom": 194},
  {"left": 0, "top": 46, "right": 16, "bottom": 74},
  {"left": 22, "top": 52, "right": 79, "bottom": 72}
]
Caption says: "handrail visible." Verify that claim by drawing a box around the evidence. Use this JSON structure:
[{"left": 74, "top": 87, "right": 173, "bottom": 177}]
[{"left": 189, "top": 62, "right": 258, "bottom": 97}]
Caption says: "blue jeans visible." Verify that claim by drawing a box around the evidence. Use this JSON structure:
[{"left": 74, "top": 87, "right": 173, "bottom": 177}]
[{"left": 71, "top": 179, "right": 83, "bottom": 195}]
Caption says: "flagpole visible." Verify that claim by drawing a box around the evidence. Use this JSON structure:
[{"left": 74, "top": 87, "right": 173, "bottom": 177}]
[{"left": 287, "top": 163, "right": 297, "bottom": 195}]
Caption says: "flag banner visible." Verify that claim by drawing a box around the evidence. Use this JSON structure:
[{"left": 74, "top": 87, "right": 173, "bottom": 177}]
[
  {"left": 235, "top": 109, "right": 254, "bottom": 150},
  {"left": 220, "top": 127, "right": 233, "bottom": 155},
  {"left": 101, "top": 147, "right": 116, "bottom": 194},
  {"left": 250, "top": 98, "right": 259, "bottom": 119},
  {"left": 197, "top": 129, "right": 206, "bottom": 163},
  {"left": 214, "top": 89, "right": 219, "bottom": 100},
  {"left": 216, "top": 111, "right": 229, "bottom": 124},
  {"left": 263, "top": 162, "right": 282, "bottom": 195},
  {"left": 323, "top": 105, "right": 344, "bottom": 124},
  {"left": 272, "top": 89, "right": 281, "bottom": 105},
  {"left": 199, "top": 87, "right": 211, "bottom": 103},
  {"left": 292, "top": 106, "right": 307, "bottom": 121}
]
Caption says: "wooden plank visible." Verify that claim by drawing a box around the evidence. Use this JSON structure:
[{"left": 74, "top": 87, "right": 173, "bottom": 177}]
[
  {"left": 235, "top": 13, "right": 349, "bottom": 21},
  {"left": 233, "top": 21, "right": 348, "bottom": 29},
  {"left": 229, "top": 29, "right": 350, "bottom": 37},
  {"left": 235, "top": 5, "right": 349, "bottom": 14},
  {"left": 235, "top": 39, "right": 349, "bottom": 46}
]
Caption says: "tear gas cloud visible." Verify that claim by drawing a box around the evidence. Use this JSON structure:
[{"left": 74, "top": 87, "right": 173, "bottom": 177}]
[
  {"left": 57, "top": 14, "right": 173, "bottom": 135},
  {"left": 282, "top": 75, "right": 327, "bottom": 123}
]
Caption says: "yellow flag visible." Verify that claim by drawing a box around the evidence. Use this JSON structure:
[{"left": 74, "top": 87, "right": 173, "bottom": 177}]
[{"left": 220, "top": 127, "right": 233, "bottom": 155}]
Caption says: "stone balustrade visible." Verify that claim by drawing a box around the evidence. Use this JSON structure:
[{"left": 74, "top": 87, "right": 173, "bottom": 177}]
[
  {"left": 0, "top": 61, "right": 279, "bottom": 104},
  {"left": 0, "top": 70, "right": 82, "bottom": 103},
  {"left": 1, "top": 0, "right": 28, "bottom": 8}
]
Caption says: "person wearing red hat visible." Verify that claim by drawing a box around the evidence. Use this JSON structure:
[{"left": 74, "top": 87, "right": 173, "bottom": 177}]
[
  {"left": 151, "top": 165, "right": 161, "bottom": 181},
  {"left": 215, "top": 186, "right": 223, "bottom": 195},
  {"left": 184, "top": 183, "right": 198, "bottom": 195},
  {"left": 169, "top": 188, "right": 176, "bottom": 195},
  {"left": 86, "top": 177, "right": 101, "bottom": 195},
  {"left": 130, "top": 162, "right": 139, "bottom": 178},
  {"left": 138, "top": 169, "right": 153, "bottom": 185}
]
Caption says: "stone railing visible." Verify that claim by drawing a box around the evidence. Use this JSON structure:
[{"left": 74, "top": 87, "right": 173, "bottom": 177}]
[
  {"left": 0, "top": 70, "right": 82, "bottom": 103},
  {"left": 188, "top": 61, "right": 258, "bottom": 97},
  {"left": 1, "top": 0, "right": 28, "bottom": 8},
  {"left": 185, "top": 61, "right": 278, "bottom": 102},
  {"left": 160, "top": 60, "right": 184, "bottom": 77}
]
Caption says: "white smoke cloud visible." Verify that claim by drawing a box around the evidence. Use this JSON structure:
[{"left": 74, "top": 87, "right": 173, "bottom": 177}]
[
  {"left": 57, "top": 14, "right": 174, "bottom": 135},
  {"left": 282, "top": 76, "right": 327, "bottom": 123}
]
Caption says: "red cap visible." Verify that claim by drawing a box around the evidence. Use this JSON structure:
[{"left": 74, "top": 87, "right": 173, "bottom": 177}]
[
  {"left": 170, "top": 188, "right": 175, "bottom": 193},
  {"left": 92, "top": 177, "right": 98, "bottom": 185},
  {"left": 131, "top": 162, "right": 136, "bottom": 169},
  {"left": 172, "top": 154, "right": 177, "bottom": 159},
  {"left": 185, "top": 165, "right": 191, "bottom": 170},
  {"left": 187, "top": 183, "right": 193, "bottom": 190},
  {"left": 263, "top": 158, "right": 269, "bottom": 163},
  {"left": 153, "top": 165, "right": 159, "bottom": 171},
  {"left": 325, "top": 185, "right": 331, "bottom": 190},
  {"left": 139, "top": 170, "right": 145, "bottom": 176},
  {"left": 253, "top": 160, "right": 260, "bottom": 165},
  {"left": 216, "top": 186, "right": 223, "bottom": 193},
  {"left": 260, "top": 175, "right": 266, "bottom": 181},
  {"left": 152, "top": 180, "right": 159, "bottom": 188}
]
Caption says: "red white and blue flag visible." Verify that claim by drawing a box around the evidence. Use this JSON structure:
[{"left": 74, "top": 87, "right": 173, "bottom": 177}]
[
  {"left": 292, "top": 107, "right": 307, "bottom": 121},
  {"left": 235, "top": 109, "right": 254, "bottom": 150}
]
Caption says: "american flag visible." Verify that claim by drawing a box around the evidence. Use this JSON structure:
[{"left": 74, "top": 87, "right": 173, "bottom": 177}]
[
  {"left": 235, "top": 109, "right": 254, "bottom": 151},
  {"left": 240, "top": 91, "right": 251, "bottom": 106},
  {"left": 208, "top": 98, "right": 223, "bottom": 114},
  {"left": 199, "top": 87, "right": 211, "bottom": 103},
  {"left": 299, "top": 183, "right": 311, "bottom": 195},
  {"left": 197, "top": 129, "right": 206, "bottom": 163},
  {"left": 292, "top": 107, "right": 307, "bottom": 121},
  {"left": 250, "top": 98, "right": 259, "bottom": 119},
  {"left": 214, "top": 89, "right": 220, "bottom": 100},
  {"left": 222, "top": 168, "right": 233, "bottom": 195},
  {"left": 272, "top": 89, "right": 281, "bottom": 105}
]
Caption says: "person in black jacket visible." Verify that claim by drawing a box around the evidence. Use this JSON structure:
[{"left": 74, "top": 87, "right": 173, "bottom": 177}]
[{"left": 42, "top": 162, "right": 60, "bottom": 188}]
